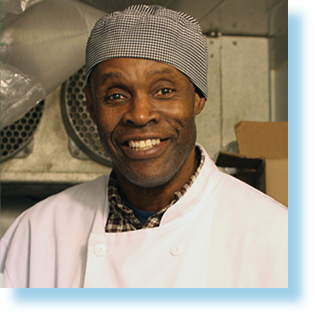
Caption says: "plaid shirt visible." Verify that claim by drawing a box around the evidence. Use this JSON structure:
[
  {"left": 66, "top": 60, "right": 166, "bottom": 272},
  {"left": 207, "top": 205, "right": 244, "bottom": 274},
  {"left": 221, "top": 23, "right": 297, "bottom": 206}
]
[{"left": 105, "top": 146, "right": 205, "bottom": 232}]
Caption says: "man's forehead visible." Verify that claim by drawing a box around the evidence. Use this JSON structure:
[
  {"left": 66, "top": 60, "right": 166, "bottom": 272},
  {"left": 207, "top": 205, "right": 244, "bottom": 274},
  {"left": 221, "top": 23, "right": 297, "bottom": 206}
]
[{"left": 91, "top": 58, "right": 186, "bottom": 84}]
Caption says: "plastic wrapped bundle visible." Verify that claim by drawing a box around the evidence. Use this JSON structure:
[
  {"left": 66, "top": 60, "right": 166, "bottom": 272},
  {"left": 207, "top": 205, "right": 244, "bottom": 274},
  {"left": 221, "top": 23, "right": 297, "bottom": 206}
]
[{"left": 1, "top": 0, "right": 104, "bottom": 128}]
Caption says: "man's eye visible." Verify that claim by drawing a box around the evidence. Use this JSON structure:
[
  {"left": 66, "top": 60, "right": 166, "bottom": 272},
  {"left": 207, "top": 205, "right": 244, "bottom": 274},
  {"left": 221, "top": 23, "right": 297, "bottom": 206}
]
[
  {"left": 105, "top": 93, "right": 125, "bottom": 101},
  {"left": 156, "top": 88, "right": 173, "bottom": 96}
]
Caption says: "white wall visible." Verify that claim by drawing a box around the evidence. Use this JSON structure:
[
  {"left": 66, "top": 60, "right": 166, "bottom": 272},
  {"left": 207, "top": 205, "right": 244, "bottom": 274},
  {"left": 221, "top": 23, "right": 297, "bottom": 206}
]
[{"left": 197, "top": 35, "right": 270, "bottom": 158}]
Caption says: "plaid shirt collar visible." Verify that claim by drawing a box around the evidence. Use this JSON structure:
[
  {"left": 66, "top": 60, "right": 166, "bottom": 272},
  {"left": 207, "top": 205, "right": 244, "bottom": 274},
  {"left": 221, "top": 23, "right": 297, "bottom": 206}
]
[{"left": 105, "top": 145, "right": 205, "bottom": 232}]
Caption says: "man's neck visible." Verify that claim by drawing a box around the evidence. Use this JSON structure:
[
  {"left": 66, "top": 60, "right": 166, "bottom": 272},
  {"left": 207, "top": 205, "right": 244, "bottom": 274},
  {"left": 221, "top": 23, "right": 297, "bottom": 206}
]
[{"left": 114, "top": 149, "right": 199, "bottom": 212}]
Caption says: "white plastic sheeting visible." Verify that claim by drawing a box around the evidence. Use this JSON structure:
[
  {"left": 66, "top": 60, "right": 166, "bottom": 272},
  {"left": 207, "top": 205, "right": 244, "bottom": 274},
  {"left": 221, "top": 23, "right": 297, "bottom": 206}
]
[{"left": 1, "top": 0, "right": 104, "bottom": 128}]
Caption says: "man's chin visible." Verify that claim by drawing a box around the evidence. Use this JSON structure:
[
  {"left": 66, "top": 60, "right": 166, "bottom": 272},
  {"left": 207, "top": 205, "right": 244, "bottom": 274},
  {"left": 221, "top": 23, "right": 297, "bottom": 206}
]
[{"left": 119, "top": 171, "right": 174, "bottom": 189}]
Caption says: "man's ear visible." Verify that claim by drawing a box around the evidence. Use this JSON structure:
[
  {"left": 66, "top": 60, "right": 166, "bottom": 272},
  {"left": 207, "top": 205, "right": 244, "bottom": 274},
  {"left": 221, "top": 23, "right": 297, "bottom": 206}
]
[
  {"left": 84, "top": 85, "right": 96, "bottom": 123},
  {"left": 194, "top": 93, "right": 206, "bottom": 116}
]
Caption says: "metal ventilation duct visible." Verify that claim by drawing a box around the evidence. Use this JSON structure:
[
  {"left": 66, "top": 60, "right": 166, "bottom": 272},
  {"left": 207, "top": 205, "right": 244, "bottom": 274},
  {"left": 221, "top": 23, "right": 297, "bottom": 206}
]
[
  {"left": 1, "top": 101, "right": 45, "bottom": 161},
  {"left": 60, "top": 67, "right": 112, "bottom": 166}
]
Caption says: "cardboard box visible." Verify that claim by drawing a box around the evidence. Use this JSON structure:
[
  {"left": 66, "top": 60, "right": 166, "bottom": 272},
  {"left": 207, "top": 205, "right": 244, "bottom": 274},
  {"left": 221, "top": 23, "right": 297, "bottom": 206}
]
[{"left": 216, "top": 121, "right": 288, "bottom": 206}]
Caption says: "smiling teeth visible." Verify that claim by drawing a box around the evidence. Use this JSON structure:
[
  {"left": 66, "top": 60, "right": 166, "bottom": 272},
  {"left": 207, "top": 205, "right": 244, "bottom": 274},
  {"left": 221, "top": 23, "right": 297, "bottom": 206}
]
[{"left": 129, "top": 139, "right": 161, "bottom": 151}]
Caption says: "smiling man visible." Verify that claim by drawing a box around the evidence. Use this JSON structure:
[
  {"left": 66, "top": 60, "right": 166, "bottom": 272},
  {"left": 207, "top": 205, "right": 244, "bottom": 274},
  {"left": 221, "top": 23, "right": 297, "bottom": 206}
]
[
  {"left": 85, "top": 57, "right": 205, "bottom": 214},
  {"left": 0, "top": 5, "right": 288, "bottom": 288}
]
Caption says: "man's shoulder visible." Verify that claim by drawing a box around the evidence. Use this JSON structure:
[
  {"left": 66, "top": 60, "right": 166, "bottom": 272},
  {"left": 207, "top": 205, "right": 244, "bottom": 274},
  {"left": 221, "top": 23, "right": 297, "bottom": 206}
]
[
  {"left": 199, "top": 146, "right": 287, "bottom": 213},
  {"left": 4, "top": 175, "right": 109, "bottom": 236},
  {"left": 210, "top": 170, "right": 288, "bottom": 235},
  {"left": 222, "top": 171, "right": 287, "bottom": 210},
  {"left": 45, "top": 174, "right": 109, "bottom": 205}
]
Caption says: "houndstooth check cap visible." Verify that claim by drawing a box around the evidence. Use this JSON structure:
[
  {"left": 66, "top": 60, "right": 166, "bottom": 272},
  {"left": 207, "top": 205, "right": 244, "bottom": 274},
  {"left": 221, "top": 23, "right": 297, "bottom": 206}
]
[{"left": 85, "top": 5, "right": 208, "bottom": 99}]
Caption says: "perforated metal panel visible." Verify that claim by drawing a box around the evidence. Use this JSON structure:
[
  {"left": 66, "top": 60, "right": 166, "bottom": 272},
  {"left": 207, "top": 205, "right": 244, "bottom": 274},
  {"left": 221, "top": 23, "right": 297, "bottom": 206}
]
[
  {"left": 1, "top": 101, "right": 45, "bottom": 161},
  {"left": 60, "top": 67, "right": 112, "bottom": 166}
]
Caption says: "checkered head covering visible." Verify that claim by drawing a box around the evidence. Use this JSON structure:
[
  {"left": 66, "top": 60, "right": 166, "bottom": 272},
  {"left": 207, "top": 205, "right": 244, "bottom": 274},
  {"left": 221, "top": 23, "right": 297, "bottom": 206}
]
[{"left": 85, "top": 4, "right": 208, "bottom": 99}]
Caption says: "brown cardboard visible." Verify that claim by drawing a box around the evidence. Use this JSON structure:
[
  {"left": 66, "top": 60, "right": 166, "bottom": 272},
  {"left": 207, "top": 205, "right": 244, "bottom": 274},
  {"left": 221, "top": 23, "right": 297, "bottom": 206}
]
[
  {"left": 265, "top": 159, "right": 288, "bottom": 206},
  {"left": 235, "top": 121, "right": 288, "bottom": 159},
  {"left": 216, "top": 121, "right": 288, "bottom": 206}
]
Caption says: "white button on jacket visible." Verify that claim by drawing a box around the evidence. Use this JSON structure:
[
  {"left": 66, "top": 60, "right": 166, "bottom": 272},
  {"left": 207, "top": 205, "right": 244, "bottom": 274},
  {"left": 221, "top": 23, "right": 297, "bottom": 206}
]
[
  {"left": 94, "top": 244, "right": 106, "bottom": 257},
  {"left": 170, "top": 245, "right": 183, "bottom": 256}
]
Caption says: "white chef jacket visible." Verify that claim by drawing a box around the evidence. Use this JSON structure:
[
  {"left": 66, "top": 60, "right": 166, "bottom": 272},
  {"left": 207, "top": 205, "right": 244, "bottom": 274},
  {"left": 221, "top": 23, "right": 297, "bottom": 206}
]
[{"left": 0, "top": 146, "right": 288, "bottom": 288}]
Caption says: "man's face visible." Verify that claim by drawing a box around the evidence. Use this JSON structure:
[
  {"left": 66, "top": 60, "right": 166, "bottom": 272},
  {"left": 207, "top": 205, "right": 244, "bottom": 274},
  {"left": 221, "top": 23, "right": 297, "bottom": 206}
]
[{"left": 85, "top": 58, "right": 205, "bottom": 188}]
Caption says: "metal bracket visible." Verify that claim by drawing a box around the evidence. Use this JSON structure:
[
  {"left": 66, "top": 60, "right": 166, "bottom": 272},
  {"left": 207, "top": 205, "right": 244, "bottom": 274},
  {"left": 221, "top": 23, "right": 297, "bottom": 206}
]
[{"left": 68, "top": 137, "right": 90, "bottom": 160}]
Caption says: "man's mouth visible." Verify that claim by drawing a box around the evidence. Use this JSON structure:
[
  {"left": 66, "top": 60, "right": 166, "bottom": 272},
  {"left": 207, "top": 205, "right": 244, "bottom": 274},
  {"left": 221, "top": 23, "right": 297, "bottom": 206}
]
[{"left": 128, "top": 139, "right": 161, "bottom": 151}]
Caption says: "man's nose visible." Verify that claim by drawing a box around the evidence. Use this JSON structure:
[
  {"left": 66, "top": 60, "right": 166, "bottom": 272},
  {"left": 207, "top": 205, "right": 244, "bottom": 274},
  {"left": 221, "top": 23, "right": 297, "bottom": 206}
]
[{"left": 122, "top": 94, "right": 160, "bottom": 126}]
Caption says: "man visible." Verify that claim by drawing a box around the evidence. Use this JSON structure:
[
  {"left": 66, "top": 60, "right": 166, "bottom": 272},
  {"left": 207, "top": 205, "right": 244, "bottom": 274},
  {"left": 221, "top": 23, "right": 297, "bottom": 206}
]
[{"left": 0, "top": 5, "right": 287, "bottom": 288}]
